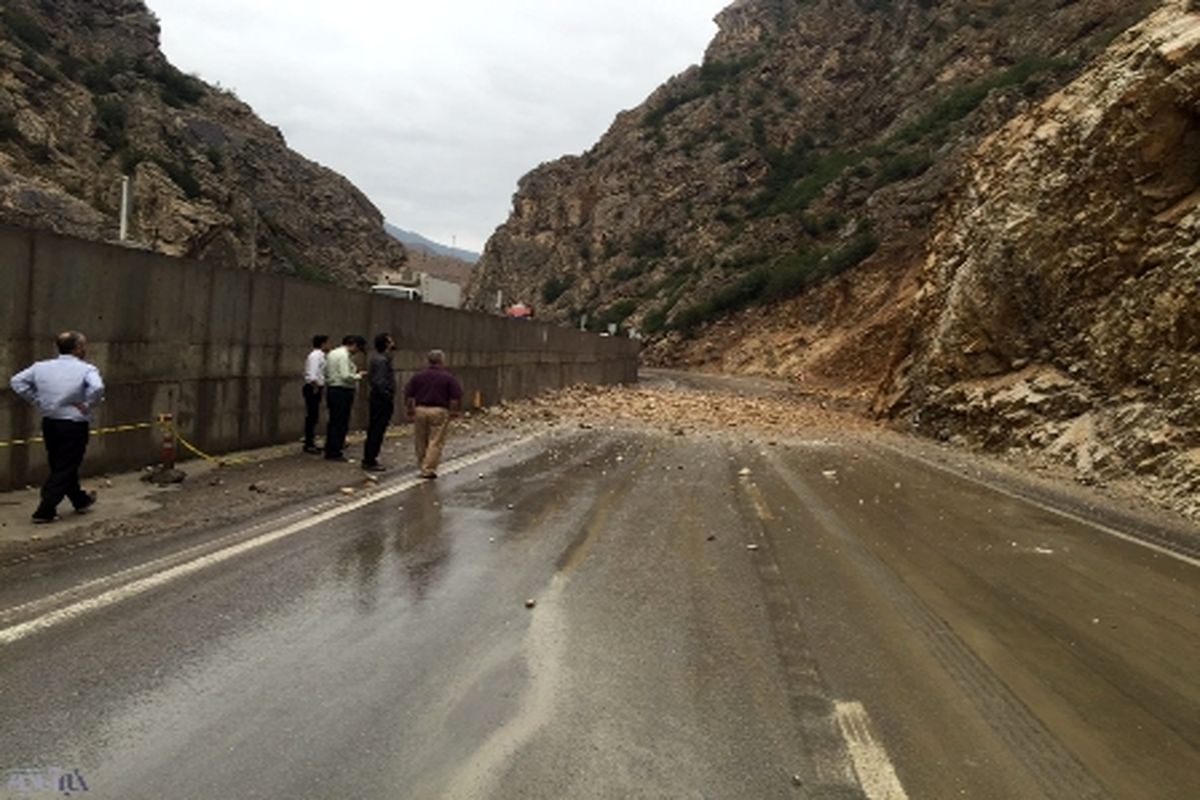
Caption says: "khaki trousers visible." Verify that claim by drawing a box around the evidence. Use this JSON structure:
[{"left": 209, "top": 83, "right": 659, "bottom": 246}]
[{"left": 413, "top": 406, "right": 451, "bottom": 475}]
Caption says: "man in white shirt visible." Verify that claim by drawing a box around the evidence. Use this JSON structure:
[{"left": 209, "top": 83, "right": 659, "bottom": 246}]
[
  {"left": 9, "top": 331, "right": 105, "bottom": 523},
  {"left": 303, "top": 334, "right": 331, "bottom": 454}
]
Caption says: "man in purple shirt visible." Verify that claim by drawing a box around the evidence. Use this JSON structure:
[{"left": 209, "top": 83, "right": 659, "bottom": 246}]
[{"left": 404, "top": 349, "right": 463, "bottom": 479}]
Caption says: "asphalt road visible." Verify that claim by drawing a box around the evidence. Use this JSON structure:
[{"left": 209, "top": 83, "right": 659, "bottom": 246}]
[{"left": 1, "top": 423, "right": 1197, "bottom": 799}]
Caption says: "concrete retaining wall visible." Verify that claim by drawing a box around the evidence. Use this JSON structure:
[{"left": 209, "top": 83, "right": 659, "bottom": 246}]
[{"left": 0, "top": 225, "right": 638, "bottom": 490}]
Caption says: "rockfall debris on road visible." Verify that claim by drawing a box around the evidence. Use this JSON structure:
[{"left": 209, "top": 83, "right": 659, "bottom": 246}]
[
  {"left": 468, "top": 383, "right": 874, "bottom": 439},
  {"left": 2, "top": 375, "right": 1195, "bottom": 564},
  {"left": 467, "top": 380, "right": 1197, "bottom": 533}
]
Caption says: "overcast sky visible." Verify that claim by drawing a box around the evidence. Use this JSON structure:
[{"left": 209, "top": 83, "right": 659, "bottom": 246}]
[{"left": 146, "top": 1, "right": 730, "bottom": 252}]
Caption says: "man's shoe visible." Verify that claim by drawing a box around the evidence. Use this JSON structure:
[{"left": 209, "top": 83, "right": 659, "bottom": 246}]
[
  {"left": 363, "top": 463, "right": 386, "bottom": 472},
  {"left": 31, "top": 513, "right": 57, "bottom": 524},
  {"left": 303, "top": 446, "right": 322, "bottom": 455},
  {"left": 325, "top": 454, "right": 349, "bottom": 462},
  {"left": 74, "top": 491, "right": 98, "bottom": 514},
  {"left": 419, "top": 471, "right": 437, "bottom": 480}
]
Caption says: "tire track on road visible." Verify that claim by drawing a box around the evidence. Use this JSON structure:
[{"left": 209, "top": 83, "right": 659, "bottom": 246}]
[{"left": 760, "top": 446, "right": 1111, "bottom": 800}]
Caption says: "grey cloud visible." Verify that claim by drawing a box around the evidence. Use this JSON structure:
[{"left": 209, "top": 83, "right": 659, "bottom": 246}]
[{"left": 147, "top": 0, "right": 728, "bottom": 251}]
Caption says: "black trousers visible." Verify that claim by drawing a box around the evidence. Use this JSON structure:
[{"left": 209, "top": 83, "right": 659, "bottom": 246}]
[
  {"left": 37, "top": 419, "right": 91, "bottom": 517},
  {"left": 363, "top": 391, "right": 394, "bottom": 466},
  {"left": 302, "top": 384, "right": 323, "bottom": 447},
  {"left": 324, "top": 386, "right": 355, "bottom": 458}
]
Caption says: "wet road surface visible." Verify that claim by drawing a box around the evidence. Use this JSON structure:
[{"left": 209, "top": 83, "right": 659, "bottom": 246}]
[{"left": 1, "top": 425, "right": 1197, "bottom": 799}]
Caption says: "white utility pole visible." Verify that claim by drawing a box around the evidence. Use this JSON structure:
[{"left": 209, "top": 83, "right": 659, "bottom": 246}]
[
  {"left": 119, "top": 176, "right": 131, "bottom": 242},
  {"left": 249, "top": 215, "right": 258, "bottom": 270}
]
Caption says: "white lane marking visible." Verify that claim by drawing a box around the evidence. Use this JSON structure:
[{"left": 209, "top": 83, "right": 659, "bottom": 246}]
[
  {"left": 835, "top": 701, "right": 908, "bottom": 800},
  {"left": 1, "top": 499, "right": 344, "bottom": 626},
  {"left": 871, "top": 442, "right": 1200, "bottom": 569},
  {"left": 0, "top": 435, "right": 542, "bottom": 647}
]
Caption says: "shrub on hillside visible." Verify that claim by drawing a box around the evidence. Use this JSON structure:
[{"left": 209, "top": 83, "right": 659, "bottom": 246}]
[
  {"left": 153, "top": 63, "right": 205, "bottom": 107},
  {"left": 668, "top": 231, "right": 879, "bottom": 334},
  {"left": 593, "top": 299, "right": 638, "bottom": 331},
  {"left": 155, "top": 157, "right": 203, "bottom": 199},
  {"left": 541, "top": 275, "right": 573, "bottom": 305},
  {"left": 630, "top": 232, "right": 668, "bottom": 259},
  {"left": 874, "top": 150, "right": 933, "bottom": 187},
  {"left": 612, "top": 261, "right": 653, "bottom": 283},
  {"left": 0, "top": 112, "right": 18, "bottom": 141},
  {"left": 94, "top": 97, "right": 128, "bottom": 150},
  {"left": 81, "top": 56, "right": 130, "bottom": 95},
  {"left": 892, "top": 55, "right": 1071, "bottom": 145},
  {"left": 2, "top": 8, "right": 51, "bottom": 51},
  {"left": 641, "top": 53, "right": 763, "bottom": 129}
]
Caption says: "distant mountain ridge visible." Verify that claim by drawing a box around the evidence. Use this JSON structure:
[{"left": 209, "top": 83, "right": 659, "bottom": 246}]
[
  {"left": 385, "top": 224, "right": 479, "bottom": 264},
  {"left": 382, "top": 223, "right": 475, "bottom": 287}
]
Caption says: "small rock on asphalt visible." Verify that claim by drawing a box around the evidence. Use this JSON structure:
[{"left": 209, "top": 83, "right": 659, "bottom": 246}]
[{"left": 143, "top": 467, "right": 187, "bottom": 486}]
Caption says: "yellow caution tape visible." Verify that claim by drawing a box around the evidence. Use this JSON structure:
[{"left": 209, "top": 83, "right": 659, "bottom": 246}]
[
  {"left": 99, "top": 422, "right": 157, "bottom": 437},
  {"left": 0, "top": 417, "right": 409, "bottom": 465},
  {"left": 170, "top": 428, "right": 251, "bottom": 467},
  {"left": 0, "top": 416, "right": 245, "bottom": 468},
  {"left": 0, "top": 421, "right": 156, "bottom": 449}
]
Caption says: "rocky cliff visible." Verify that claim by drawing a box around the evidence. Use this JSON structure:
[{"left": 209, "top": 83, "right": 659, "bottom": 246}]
[
  {"left": 468, "top": 0, "right": 1156, "bottom": 329},
  {"left": 894, "top": 3, "right": 1199, "bottom": 517},
  {"left": 468, "top": 0, "right": 1199, "bottom": 518},
  {"left": 0, "top": 0, "right": 405, "bottom": 285}
]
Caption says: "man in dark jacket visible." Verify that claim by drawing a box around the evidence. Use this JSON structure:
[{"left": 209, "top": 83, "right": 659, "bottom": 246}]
[{"left": 362, "top": 332, "right": 396, "bottom": 472}]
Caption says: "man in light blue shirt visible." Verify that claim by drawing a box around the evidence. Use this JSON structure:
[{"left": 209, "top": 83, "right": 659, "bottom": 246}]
[{"left": 10, "top": 331, "right": 105, "bottom": 523}]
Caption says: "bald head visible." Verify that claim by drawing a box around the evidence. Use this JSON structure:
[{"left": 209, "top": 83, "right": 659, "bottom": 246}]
[
  {"left": 56, "top": 331, "right": 87, "bottom": 357},
  {"left": 427, "top": 349, "right": 445, "bottom": 366}
]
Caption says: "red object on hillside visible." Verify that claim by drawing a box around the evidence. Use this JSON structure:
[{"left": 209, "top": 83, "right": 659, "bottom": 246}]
[{"left": 506, "top": 303, "right": 533, "bottom": 318}]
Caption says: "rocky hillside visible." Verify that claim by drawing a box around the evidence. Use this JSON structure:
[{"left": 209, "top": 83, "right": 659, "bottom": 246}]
[
  {"left": 469, "top": 0, "right": 1199, "bottom": 519},
  {"left": 0, "top": 0, "right": 405, "bottom": 285},
  {"left": 894, "top": 3, "right": 1199, "bottom": 517},
  {"left": 468, "top": 0, "right": 1157, "bottom": 329}
]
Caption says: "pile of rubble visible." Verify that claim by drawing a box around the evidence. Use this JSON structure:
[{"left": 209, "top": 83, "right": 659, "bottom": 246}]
[{"left": 469, "top": 383, "right": 873, "bottom": 439}]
